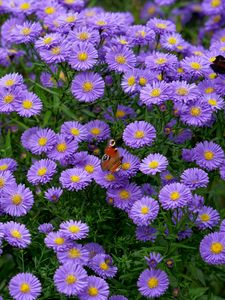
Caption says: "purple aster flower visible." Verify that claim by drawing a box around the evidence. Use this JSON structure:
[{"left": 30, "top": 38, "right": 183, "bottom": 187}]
[
  {"left": 94, "top": 169, "right": 127, "bottom": 189},
  {"left": 21, "top": 127, "right": 39, "bottom": 151},
  {"left": 61, "top": 121, "right": 88, "bottom": 142},
  {"left": 38, "top": 223, "right": 54, "bottom": 234},
  {"left": 160, "top": 32, "right": 185, "bottom": 51},
  {"left": 0, "top": 86, "right": 22, "bottom": 113},
  {"left": 44, "top": 231, "right": 72, "bottom": 252},
  {"left": 54, "top": 263, "right": 88, "bottom": 296},
  {"left": 145, "top": 252, "right": 163, "bottom": 269},
  {"left": 78, "top": 276, "right": 109, "bottom": 300},
  {"left": 200, "top": 232, "right": 225, "bottom": 265},
  {"left": 90, "top": 254, "right": 117, "bottom": 279},
  {"left": 193, "top": 141, "right": 224, "bottom": 170},
  {"left": 137, "top": 268, "right": 169, "bottom": 298},
  {"left": 57, "top": 242, "right": 89, "bottom": 266},
  {"left": 147, "top": 17, "right": 176, "bottom": 34},
  {"left": 219, "top": 161, "right": 225, "bottom": 180},
  {"left": 56, "top": 12, "right": 80, "bottom": 33},
  {"left": 159, "top": 183, "right": 192, "bottom": 210},
  {"left": 109, "top": 296, "right": 128, "bottom": 300},
  {"left": 202, "top": 0, "right": 224, "bottom": 15},
  {"left": 145, "top": 52, "right": 178, "bottom": 72},
  {"left": 71, "top": 71, "right": 105, "bottom": 103},
  {"left": 14, "top": 91, "right": 42, "bottom": 117},
  {"left": 182, "top": 148, "right": 196, "bottom": 163},
  {"left": 141, "top": 183, "right": 157, "bottom": 197},
  {"left": 180, "top": 168, "right": 209, "bottom": 190},
  {"left": 123, "top": 121, "right": 156, "bottom": 149},
  {"left": 188, "top": 194, "right": 204, "bottom": 213},
  {"left": 39, "top": 41, "right": 70, "bottom": 64},
  {"left": 220, "top": 219, "right": 225, "bottom": 233},
  {"left": 0, "top": 171, "right": 16, "bottom": 193},
  {"left": 170, "top": 81, "right": 200, "bottom": 104},
  {"left": 140, "top": 153, "right": 168, "bottom": 175},
  {"left": 35, "top": 33, "right": 63, "bottom": 50},
  {"left": 84, "top": 242, "right": 105, "bottom": 261},
  {"left": 181, "top": 56, "right": 209, "bottom": 79},
  {"left": 9, "top": 273, "right": 41, "bottom": 300},
  {"left": 160, "top": 170, "right": 176, "bottom": 185},
  {"left": 59, "top": 167, "right": 91, "bottom": 191},
  {"left": 68, "top": 42, "right": 98, "bottom": 71},
  {"left": 86, "top": 120, "right": 110, "bottom": 142},
  {"left": 196, "top": 206, "right": 220, "bottom": 229},
  {"left": 10, "top": 21, "right": 42, "bottom": 44},
  {"left": 140, "top": 2, "right": 159, "bottom": 20},
  {"left": 28, "top": 128, "right": 56, "bottom": 155},
  {"left": 106, "top": 45, "right": 136, "bottom": 73},
  {"left": 140, "top": 81, "right": 172, "bottom": 106},
  {"left": 0, "top": 73, "right": 23, "bottom": 89},
  {"left": 177, "top": 228, "right": 193, "bottom": 240},
  {"left": 4, "top": 221, "right": 31, "bottom": 248},
  {"left": 107, "top": 183, "right": 142, "bottom": 212},
  {"left": 0, "top": 184, "right": 34, "bottom": 217},
  {"left": 0, "top": 158, "right": 17, "bottom": 172},
  {"left": 128, "top": 25, "right": 155, "bottom": 46},
  {"left": 116, "top": 148, "right": 140, "bottom": 178},
  {"left": 136, "top": 225, "right": 157, "bottom": 242},
  {"left": 27, "top": 159, "right": 57, "bottom": 185},
  {"left": 129, "top": 197, "right": 159, "bottom": 226},
  {"left": 67, "top": 26, "right": 100, "bottom": 45},
  {"left": 121, "top": 69, "right": 138, "bottom": 94},
  {"left": 44, "top": 187, "right": 63, "bottom": 202},
  {"left": 198, "top": 79, "right": 217, "bottom": 95},
  {"left": 202, "top": 93, "right": 224, "bottom": 111},
  {"left": 47, "top": 134, "right": 78, "bottom": 161},
  {"left": 60, "top": 220, "right": 89, "bottom": 240}
]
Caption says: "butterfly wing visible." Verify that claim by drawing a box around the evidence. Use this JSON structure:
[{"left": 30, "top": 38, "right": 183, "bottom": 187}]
[
  {"left": 210, "top": 55, "right": 225, "bottom": 74},
  {"left": 101, "top": 143, "right": 123, "bottom": 173}
]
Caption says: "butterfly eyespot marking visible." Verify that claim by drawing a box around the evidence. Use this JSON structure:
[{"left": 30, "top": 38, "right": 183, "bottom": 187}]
[
  {"left": 102, "top": 154, "right": 109, "bottom": 161},
  {"left": 109, "top": 139, "right": 116, "bottom": 147}
]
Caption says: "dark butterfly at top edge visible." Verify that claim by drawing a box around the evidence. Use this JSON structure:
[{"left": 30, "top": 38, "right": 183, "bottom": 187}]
[{"left": 210, "top": 55, "right": 225, "bottom": 74}]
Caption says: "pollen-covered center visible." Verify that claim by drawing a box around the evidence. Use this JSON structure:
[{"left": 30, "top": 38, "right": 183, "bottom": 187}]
[
  {"left": 22, "top": 100, "right": 33, "bottom": 109},
  {"left": 20, "top": 283, "right": 30, "bottom": 293},
  {"left": 211, "top": 242, "right": 224, "bottom": 254},
  {"left": 37, "top": 167, "right": 47, "bottom": 176},
  {"left": 190, "top": 107, "right": 201, "bottom": 116},
  {"left": 68, "top": 248, "right": 81, "bottom": 258},
  {"left": 88, "top": 287, "right": 99, "bottom": 296},
  {"left": 150, "top": 88, "right": 161, "bottom": 97},
  {"left": 65, "top": 274, "right": 77, "bottom": 284},
  {"left": 141, "top": 206, "right": 149, "bottom": 214},
  {"left": 119, "top": 189, "right": 130, "bottom": 199},
  {"left": 70, "top": 175, "right": 80, "bottom": 182},
  {"left": 11, "top": 229, "right": 22, "bottom": 239},
  {"left": 148, "top": 277, "right": 159, "bottom": 288},
  {"left": 134, "top": 130, "right": 145, "bottom": 139},
  {"left": 149, "top": 161, "right": 159, "bottom": 169},
  {"left": 200, "top": 214, "right": 210, "bottom": 222},
  {"left": 176, "top": 87, "right": 188, "bottom": 96},
  {"left": 77, "top": 52, "right": 88, "bottom": 61},
  {"left": 170, "top": 191, "right": 180, "bottom": 201},
  {"left": 115, "top": 55, "right": 126, "bottom": 64},
  {"left": 12, "top": 194, "right": 22, "bottom": 205},
  {"left": 190, "top": 62, "right": 201, "bottom": 70},
  {"left": 204, "top": 151, "right": 214, "bottom": 160},
  {"left": 82, "top": 81, "right": 93, "bottom": 92}
]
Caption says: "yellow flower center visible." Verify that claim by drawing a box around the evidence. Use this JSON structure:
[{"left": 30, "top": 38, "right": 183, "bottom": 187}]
[
  {"left": 20, "top": 2, "right": 30, "bottom": 10},
  {"left": 0, "top": 177, "right": 5, "bottom": 188},
  {"left": 127, "top": 76, "right": 135, "bottom": 86},
  {"left": 90, "top": 127, "right": 100, "bottom": 135},
  {"left": 156, "top": 57, "right": 167, "bottom": 64},
  {"left": 177, "top": 67, "right": 184, "bottom": 73},
  {"left": 220, "top": 37, "right": 225, "bottom": 43},
  {"left": 70, "top": 128, "right": 80, "bottom": 136},
  {"left": 119, "top": 190, "right": 130, "bottom": 199},
  {"left": 211, "top": 0, "right": 221, "bottom": 7},
  {"left": 190, "top": 62, "right": 202, "bottom": 70},
  {"left": 105, "top": 174, "right": 115, "bottom": 181},
  {"left": 77, "top": 52, "right": 88, "bottom": 61},
  {"left": 149, "top": 161, "right": 159, "bottom": 169},
  {"left": 119, "top": 39, "right": 128, "bottom": 45},
  {"left": 190, "top": 107, "right": 201, "bottom": 116},
  {"left": 66, "top": 16, "right": 76, "bottom": 23},
  {"left": 193, "top": 51, "right": 203, "bottom": 56},
  {"left": 209, "top": 73, "right": 217, "bottom": 79},
  {"left": 168, "top": 37, "right": 177, "bottom": 45},
  {"left": 156, "top": 23, "right": 167, "bottom": 29},
  {"left": 177, "top": 45, "right": 184, "bottom": 50},
  {"left": 44, "top": 6, "right": 55, "bottom": 15},
  {"left": 170, "top": 191, "right": 180, "bottom": 201},
  {"left": 66, "top": 275, "right": 76, "bottom": 284},
  {"left": 11, "top": 229, "right": 22, "bottom": 239},
  {"left": 96, "top": 20, "right": 106, "bottom": 26},
  {"left": 134, "top": 130, "right": 145, "bottom": 139},
  {"left": 200, "top": 213, "right": 210, "bottom": 222},
  {"left": 150, "top": 88, "right": 161, "bottom": 97},
  {"left": 209, "top": 56, "right": 216, "bottom": 63},
  {"left": 5, "top": 79, "right": 15, "bottom": 86},
  {"left": 0, "top": 164, "right": 8, "bottom": 171},
  {"left": 20, "top": 283, "right": 30, "bottom": 293},
  {"left": 85, "top": 164, "right": 94, "bottom": 173},
  {"left": 51, "top": 47, "right": 61, "bottom": 55},
  {"left": 56, "top": 143, "right": 67, "bottom": 153},
  {"left": 148, "top": 6, "right": 156, "bottom": 14},
  {"left": 70, "top": 175, "right": 80, "bottom": 182},
  {"left": 82, "top": 81, "right": 93, "bottom": 92},
  {"left": 211, "top": 242, "right": 223, "bottom": 254},
  {"left": 139, "top": 77, "right": 147, "bottom": 86},
  {"left": 68, "top": 225, "right": 80, "bottom": 233},
  {"left": 115, "top": 55, "right": 126, "bottom": 64},
  {"left": 100, "top": 262, "right": 109, "bottom": 270},
  {"left": 38, "top": 137, "right": 47, "bottom": 146},
  {"left": 22, "top": 100, "right": 33, "bottom": 109},
  {"left": 148, "top": 277, "right": 159, "bottom": 288},
  {"left": 141, "top": 206, "right": 149, "bottom": 214},
  {"left": 88, "top": 287, "right": 99, "bottom": 296},
  {"left": 54, "top": 237, "right": 65, "bottom": 245},
  {"left": 4, "top": 94, "right": 14, "bottom": 103},
  {"left": 205, "top": 87, "right": 214, "bottom": 94},
  {"left": 204, "top": 151, "right": 214, "bottom": 160},
  {"left": 44, "top": 37, "right": 52, "bottom": 44},
  {"left": 122, "top": 162, "right": 130, "bottom": 170},
  {"left": 68, "top": 248, "right": 80, "bottom": 258},
  {"left": 176, "top": 87, "right": 188, "bottom": 96},
  {"left": 65, "top": 0, "right": 75, "bottom": 3},
  {"left": 78, "top": 32, "right": 89, "bottom": 40},
  {"left": 22, "top": 27, "right": 31, "bottom": 35},
  {"left": 116, "top": 110, "right": 126, "bottom": 118},
  {"left": 208, "top": 99, "right": 217, "bottom": 106},
  {"left": 165, "top": 174, "right": 173, "bottom": 180},
  {"left": 12, "top": 194, "right": 22, "bottom": 205},
  {"left": 37, "top": 167, "right": 47, "bottom": 176}
]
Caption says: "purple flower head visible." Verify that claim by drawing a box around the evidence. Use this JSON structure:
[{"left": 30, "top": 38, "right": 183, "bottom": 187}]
[
  {"left": 171, "top": 81, "right": 200, "bottom": 104},
  {"left": 35, "top": 33, "right": 63, "bottom": 50},
  {"left": 61, "top": 121, "right": 88, "bottom": 142},
  {"left": 78, "top": 276, "right": 109, "bottom": 300},
  {"left": 220, "top": 219, "right": 225, "bottom": 233},
  {"left": 4, "top": 221, "right": 31, "bottom": 248},
  {"left": 135, "top": 225, "right": 157, "bottom": 242},
  {"left": 10, "top": 21, "right": 42, "bottom": 44},
  {"left": 181, "top": 56, "right": 209, "bottom": 79},
  {"left": 0, "top": 86, "right": 22, "bottom": 113},
  {"left": 86, "top": 120, "right": 110, "bottom": 142},
  {"left": 21, "top": 127, "right": 39, "bottom": 151},
  {"left": 54, "top": 263, "right": 88, "bottom": 296},
  {"left": 140, "top": 2, "right": 159, "bottom": 20},
  {"left": 159, "top": 183, "right": 192, "bottom": 210},
  {"left": 0, "top": 73, "right": 23, "bottom": 89},
  {"left": 44, "top": 231, "right": 72, "bottom": 252},
  {"left": 71, "top": 71, "right": 105, "bottom": 103},
  {"left": 84, "top": 242, "right": 105, "bottom": 261},
  {"left": 178, "top": 228, "right": 193, "bottom": 241},
  {"left": 56, "top": 12, "right": 80, "bottom": 33},
  {"left": 121, "top": 69, "right": 138, "bottom": 94},
  {"left": 160, "top": 170, "right": 176, "bottom": 185},
  {"left": 44, "top": 187, "right": 63, "bottom": 202},
  {"left": 15, "top": 91, "right": 42, "bottom": 117},
  {"left": 145, "top": 52, "right": 178, "bottom": 73},
  {"left": 129, "top": 197, "right": 159, "bottom": 226},
  {"left": 141, "top": 183, "right": 156, "bottom": 197},
  {"left": 67, "top": 26, "right": 100, "bottom": 45},
  {"left": 200, "top": 232, "right": 225, "bottom": 265},
  {"left": 60, "top": 220, "right": 89, "bottom": 240},
  {"left": 147, "top": 17, "right": 176, "bottom": 34},
  {"left": 202, "top": 0, "right": 225, "bottom": 15},
  {"left": 27, "top": 159, "right": 57, "bottom": 185},
  {"left": 160, "top": 32, "right": 185, "bottom": 52},
  {"left": 123, "top": 121, "right": 156, "bottom": 149},
  {"left": 145, "top": 252, "right": 163, "bottom": 269},
  {"left": 196, "top": 206, "right": 220, "bottom": 230},
  {"left": 137, "top": 268, "right": 169, "bottom": 298},
  {"left": 202, "top": 93, "right": 224, "bottom": 111},
  {"left": 182, "top": 148, "right": 196, "bottom": 163},
  {"left": 59, "top": 167, "right": 92, "bottom": 191},
  {"left": 57, "top": 242, "right": 89, "bottom": 266},
  {"left": 180, "top": 168, "right": 209, "bottom": 190},
  {"left": 93, "top": 169, "right": 127, "bottom": 189},
  {"left": 188, "top": 194, "right": 204, "bottom": 213},
  {"left": 0, "top": 171, "right": 16, "bottom": 193},
  {"left": 39, "top": 40, "right": 71, "bottom": 64},
  {"left": 140, "top": 81, "right": 172, "bottom": 106},
  {"left": 116, "top": 148, "right": 140, "bottom": 178},
  {"left": 90, "top": 254, "right": 117, "bottom": 279},
  {"left": 140, "top": 153, "right": 168, "bottom": 175},
  {"left": 0, "top": 158, "right": 17, "bottom": 172},
  {"left": 38, "top": 223, "right": 54, "bottom": 234},
  {"left": 0, "top": 184, "right": 34, "bottom": 217},
  {"left": 9, "top": 273, "right": 41, "bottom": 300},
  {"left": 29, "top": 128, "right": 56, "bottom": 155}
]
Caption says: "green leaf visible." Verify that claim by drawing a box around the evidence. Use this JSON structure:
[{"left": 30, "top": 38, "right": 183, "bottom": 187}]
[
  {"left": 42, "top": 110, "right": 52, "bottom": 127},
  {"left": 189, "top": 287, "right": 209, "bottom": 300}
]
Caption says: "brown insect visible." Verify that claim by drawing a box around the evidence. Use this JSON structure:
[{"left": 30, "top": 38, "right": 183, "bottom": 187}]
[
  {"left": 210, "top": 55, "right": 225, "bottom": 74},
  {"left": 101, "top": 139, "right": 123, "bottom": 173}
]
